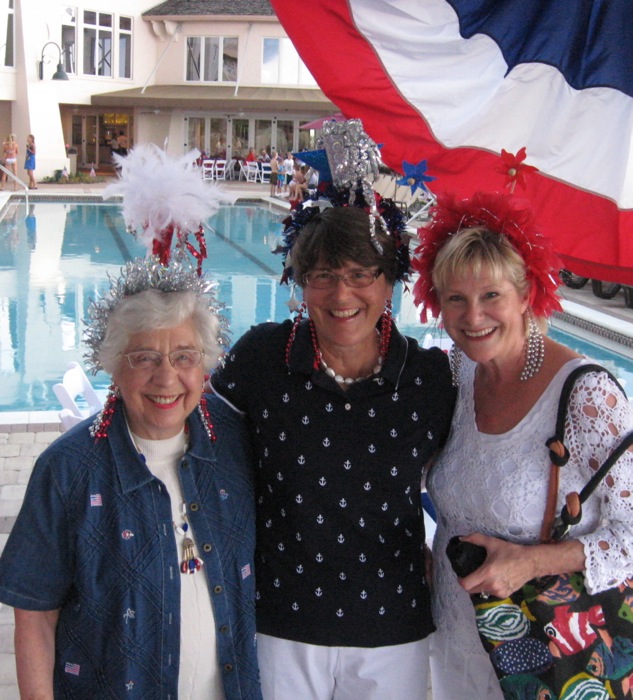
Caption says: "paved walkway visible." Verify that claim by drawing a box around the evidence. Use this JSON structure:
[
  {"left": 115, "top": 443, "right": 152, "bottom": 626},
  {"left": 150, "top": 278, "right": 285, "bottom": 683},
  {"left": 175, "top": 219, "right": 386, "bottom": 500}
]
[{"left": 0, "top": 179, "right": 631, "bottom": 697}]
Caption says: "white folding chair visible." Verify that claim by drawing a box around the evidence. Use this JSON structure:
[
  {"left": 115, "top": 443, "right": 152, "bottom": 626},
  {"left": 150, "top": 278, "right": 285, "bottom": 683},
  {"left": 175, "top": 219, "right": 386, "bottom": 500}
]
[
  {"left": 226, "top": 159, "right": 238, "bottom": 180},
  {"left": 52, "top": 361, "right": 104, "bottom": 431},
  {"left": 201, "top": 159, "right": 215, "bottom": 180},
  {"left": 238, "top": 161, "right": 248, "bottom": 181},
  {"left": 260, "top": 163, "right": 272, "bottom": 183},
  {"left": 246, "top": 162, "right": 260, "bottom": 182},
  {"left": 214, "top": 159, "right": 227, "bottom": 180}
]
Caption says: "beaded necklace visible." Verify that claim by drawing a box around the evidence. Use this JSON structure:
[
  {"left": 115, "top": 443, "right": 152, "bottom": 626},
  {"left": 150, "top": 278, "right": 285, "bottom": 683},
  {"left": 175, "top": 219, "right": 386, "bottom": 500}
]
[
  {"left": 283, "top": 303, "right": 394, "bottom": 383},
  {"left": 309, "top": 320, "right": 384, "bottom": 385}
]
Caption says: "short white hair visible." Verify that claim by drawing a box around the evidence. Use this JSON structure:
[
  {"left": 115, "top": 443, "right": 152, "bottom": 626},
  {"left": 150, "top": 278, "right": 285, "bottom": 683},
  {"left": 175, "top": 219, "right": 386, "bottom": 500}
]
[{"left": 97, "top": 289, "right": 221, "bottom": 374}]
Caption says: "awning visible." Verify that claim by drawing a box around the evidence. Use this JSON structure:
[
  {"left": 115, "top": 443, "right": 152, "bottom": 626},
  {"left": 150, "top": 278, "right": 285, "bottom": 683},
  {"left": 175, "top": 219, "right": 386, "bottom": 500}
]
[
  {"left": 299, "top": 112, "right": 345, "bottom": 129},
  {"left": 91, "top": 85, "right": 337, "bottom": 115}
]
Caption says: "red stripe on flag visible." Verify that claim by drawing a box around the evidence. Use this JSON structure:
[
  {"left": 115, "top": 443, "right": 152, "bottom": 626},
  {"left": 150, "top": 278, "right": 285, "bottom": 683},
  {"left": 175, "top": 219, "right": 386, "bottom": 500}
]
[{"left": 271, "top": 0, "right": 633, "bottom": 284}]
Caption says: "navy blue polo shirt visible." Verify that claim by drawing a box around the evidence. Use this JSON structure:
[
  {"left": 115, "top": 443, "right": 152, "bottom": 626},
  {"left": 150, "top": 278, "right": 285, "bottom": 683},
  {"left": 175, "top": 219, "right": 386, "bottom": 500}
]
[{"left": 212, "top": 320, "right": 455, "bottom": 647}]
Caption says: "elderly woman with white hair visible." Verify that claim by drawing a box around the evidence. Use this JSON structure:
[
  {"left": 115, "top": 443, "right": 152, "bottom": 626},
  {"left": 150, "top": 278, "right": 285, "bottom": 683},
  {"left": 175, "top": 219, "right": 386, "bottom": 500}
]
[{"left": 0, "top": 259, "right": 262, "bottom": 699}]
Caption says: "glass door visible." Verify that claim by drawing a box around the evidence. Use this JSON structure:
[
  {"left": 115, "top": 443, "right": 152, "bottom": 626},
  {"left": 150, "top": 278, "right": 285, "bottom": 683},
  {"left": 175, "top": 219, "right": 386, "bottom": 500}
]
[
  {"left": 84, "top": 115, "right": 98, "bottom": 167},
  {"left": 231, "top": 119, "right": 250, "bottom": 160}
]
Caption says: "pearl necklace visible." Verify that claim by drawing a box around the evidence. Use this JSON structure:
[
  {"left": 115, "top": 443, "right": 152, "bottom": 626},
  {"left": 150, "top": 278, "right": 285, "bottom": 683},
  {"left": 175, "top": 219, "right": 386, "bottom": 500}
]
[
  {"left": 318, "top": 354, "right": 383, "bottom": 385},
  {"left": 307, "top": 319, "right": 386, "bottom": 385}
]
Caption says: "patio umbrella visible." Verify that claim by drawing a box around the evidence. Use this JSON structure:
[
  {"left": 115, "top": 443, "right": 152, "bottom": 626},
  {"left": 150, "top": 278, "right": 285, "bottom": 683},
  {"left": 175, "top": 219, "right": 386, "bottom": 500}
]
[
  {"left": 272, "top": 0, "right": 633, "bottom": 285},
  {"left": 300, "top": 112, "right": 346, "bottom": 130}
]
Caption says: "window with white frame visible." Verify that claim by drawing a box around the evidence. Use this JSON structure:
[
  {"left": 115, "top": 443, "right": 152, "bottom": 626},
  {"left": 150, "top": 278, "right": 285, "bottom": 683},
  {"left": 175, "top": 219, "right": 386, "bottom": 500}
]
[
  {"left": 70, "top": 9, "right": 132, "bottom": 78},
  {"left": 186, "top": 36, "right": 238, "bottom": 82},
  {"left": 61, "top": 6, "right": 76, "bottom": 74},
  {"left": 3, "top": 0, "right": 14, "bottom": 68},
  {"left": 83, "top": 10, "right": 112, "bottom": 76},
  {"left": 261, "top": 37, "right": 316, "bottom": 86},
  {"left": 118, "top": 16, "right": 132, "bottom": 78}
]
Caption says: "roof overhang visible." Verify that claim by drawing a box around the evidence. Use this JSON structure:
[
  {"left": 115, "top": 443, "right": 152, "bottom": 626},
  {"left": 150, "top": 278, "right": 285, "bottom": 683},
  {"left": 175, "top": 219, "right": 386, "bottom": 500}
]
[{"left": 91, "top": 85, "right": 337, "bottom": 114}]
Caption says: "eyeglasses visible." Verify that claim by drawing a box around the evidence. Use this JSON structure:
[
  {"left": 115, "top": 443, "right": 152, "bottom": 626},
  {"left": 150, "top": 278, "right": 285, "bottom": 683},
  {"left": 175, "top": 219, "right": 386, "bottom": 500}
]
[
  {"left": 123, "top": 350, "right": 205, "bottom": 371},
  {"left": 302, "top": 269, "right": 383, "bottom": 290}
]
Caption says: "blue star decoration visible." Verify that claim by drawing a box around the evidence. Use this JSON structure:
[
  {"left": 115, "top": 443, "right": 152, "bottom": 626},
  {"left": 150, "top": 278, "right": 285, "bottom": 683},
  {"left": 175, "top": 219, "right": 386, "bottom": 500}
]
[
  {"left": 294, "top": 148, "right": 332, "bottom": 182},
  {"left": 295, "top": 143, "right": 384, "bottom": 185},
  {"left": 396, "top": 160, "right": 435, "bottom": 194}
]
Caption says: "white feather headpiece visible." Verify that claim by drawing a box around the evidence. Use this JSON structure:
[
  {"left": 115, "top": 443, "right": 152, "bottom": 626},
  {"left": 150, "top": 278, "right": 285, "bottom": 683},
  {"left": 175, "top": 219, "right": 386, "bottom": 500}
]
[{"left": 102, "top": 144, "right": 235, "bottom": 260}]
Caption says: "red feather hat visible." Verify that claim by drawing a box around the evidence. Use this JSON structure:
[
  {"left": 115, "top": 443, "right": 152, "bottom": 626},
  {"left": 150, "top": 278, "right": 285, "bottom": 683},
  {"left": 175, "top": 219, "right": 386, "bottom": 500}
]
[{"left": 412, "top": 191, "right": 563, "bottom": 322}]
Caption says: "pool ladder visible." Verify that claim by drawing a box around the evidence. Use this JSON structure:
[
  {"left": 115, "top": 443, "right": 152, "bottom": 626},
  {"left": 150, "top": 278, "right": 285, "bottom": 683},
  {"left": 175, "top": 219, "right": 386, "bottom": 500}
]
[{"left": 0, "top": 162, "right": 29, "bottom": 208}]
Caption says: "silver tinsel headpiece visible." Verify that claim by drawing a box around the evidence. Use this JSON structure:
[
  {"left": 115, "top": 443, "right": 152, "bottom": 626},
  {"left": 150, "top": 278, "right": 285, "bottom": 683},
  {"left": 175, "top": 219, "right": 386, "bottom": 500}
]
[
  {"left": 83, "top": 257, "right": 229, "bottom": 374},
  {"left": 321, "top": 119, "right": 389, "bottom": 253}
]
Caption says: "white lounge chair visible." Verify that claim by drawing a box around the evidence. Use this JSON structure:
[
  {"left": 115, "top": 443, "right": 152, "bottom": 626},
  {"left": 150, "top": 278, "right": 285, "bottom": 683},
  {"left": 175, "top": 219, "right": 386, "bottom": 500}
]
[{"left": 52, "top": 361, "right": 103, "bottom": 432}]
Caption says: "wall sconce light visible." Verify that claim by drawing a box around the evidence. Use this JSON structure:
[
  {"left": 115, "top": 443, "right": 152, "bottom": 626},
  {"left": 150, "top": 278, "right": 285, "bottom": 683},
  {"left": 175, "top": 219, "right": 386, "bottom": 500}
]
[{"left": 39, "top": 41, "right": 69, "bottom": 81}]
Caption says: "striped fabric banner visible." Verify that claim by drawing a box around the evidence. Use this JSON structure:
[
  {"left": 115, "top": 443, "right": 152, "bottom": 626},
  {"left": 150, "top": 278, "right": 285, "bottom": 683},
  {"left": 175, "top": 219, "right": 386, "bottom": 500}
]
[{"left": 272, "top": 0, "right": 633, "bottom": 284}]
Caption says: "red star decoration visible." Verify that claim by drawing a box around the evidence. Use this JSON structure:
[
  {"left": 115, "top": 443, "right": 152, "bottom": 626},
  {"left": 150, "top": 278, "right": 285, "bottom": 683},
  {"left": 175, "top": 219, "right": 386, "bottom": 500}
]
[{"left": 499, "top": 147, "right": 539, "bottom": 191}]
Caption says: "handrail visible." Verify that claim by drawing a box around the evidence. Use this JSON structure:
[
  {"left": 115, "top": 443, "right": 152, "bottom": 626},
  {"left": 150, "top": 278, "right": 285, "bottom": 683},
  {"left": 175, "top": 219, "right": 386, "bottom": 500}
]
[{"left": 0, "top": 163, "right": 29, "bottom": 209}]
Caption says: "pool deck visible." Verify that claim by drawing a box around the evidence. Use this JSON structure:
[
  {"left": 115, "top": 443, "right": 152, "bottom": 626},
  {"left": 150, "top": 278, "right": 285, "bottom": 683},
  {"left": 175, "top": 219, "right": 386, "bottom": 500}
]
[{"left": 0, "top": 179, "right": 631, "bottom": 697}]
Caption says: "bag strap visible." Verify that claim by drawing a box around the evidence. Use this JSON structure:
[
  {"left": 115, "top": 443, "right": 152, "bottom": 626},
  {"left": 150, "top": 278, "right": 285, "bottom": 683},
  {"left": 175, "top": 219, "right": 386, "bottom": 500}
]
[{"left": 540, "top": 363, "right": 630, "bottom": 542}]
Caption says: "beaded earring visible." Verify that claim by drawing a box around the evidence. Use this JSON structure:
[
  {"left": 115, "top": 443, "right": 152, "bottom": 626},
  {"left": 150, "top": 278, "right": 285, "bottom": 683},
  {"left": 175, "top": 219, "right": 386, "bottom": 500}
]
[
  {"left": 520, "top": 311, "right": 545, "bottom": 381},
  {"left": 449, "top": 344, "right": 463, "bottom": 387},
  {"left": 380, "top": 299, "right": 393, "bottom": 360},
  {"left": 284, "top": 301, "right": 307, "bottom": 369},
  {"left": 90, "top": 384, "right": 121, "bottom": 439},
  {"left": 197, "top": 395, "right": 217, "bottom": 442}
]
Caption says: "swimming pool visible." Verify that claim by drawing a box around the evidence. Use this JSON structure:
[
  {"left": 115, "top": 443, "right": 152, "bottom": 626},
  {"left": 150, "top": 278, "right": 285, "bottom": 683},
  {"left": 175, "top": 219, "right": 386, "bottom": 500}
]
[{"left": 0, "top": 200, "right": 632, "bottom": 413}]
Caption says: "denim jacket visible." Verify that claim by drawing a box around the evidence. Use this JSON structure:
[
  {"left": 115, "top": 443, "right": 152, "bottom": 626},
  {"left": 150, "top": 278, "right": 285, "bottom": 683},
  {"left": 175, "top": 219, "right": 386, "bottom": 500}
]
[{"left": 0, "top": 395, "right": 261, "bottom": 699}]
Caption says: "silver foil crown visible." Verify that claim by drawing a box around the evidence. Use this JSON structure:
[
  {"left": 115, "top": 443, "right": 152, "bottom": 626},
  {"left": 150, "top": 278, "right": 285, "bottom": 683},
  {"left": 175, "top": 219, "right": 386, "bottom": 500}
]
[{"left": 321, "top": 119, "right": 382, "bottom": 190}]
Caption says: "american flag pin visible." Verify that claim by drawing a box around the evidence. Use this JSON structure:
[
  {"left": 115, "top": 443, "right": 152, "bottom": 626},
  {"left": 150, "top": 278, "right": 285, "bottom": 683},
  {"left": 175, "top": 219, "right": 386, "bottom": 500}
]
[{"left": 64, "top": 661, "right": 80, "bottom": 676}]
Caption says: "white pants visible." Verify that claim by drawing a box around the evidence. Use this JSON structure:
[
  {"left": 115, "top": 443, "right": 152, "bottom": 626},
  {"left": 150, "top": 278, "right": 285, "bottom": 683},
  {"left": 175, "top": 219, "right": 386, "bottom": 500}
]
[
  {"left": 257, "top": 633, "right": 430, "bottom": 700},
  {"left": 430, "top": 630, "right": 503, "bottom": 700}
]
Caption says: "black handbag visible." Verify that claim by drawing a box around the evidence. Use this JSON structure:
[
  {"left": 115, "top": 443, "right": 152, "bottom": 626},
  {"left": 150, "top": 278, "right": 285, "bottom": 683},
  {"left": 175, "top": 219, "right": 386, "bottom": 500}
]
[{"left": 462, "top": 364, "right": 633, "bottom": 699}]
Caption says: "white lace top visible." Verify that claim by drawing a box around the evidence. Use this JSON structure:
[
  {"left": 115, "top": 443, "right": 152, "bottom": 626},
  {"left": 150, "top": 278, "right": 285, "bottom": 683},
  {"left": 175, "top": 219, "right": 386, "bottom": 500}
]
[{"left": 427, "top": 357, "right": 633, "bottom": 656}]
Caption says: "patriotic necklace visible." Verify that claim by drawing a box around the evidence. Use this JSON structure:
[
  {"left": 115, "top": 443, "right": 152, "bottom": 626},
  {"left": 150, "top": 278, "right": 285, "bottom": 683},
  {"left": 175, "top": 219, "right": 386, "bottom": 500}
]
[
  {"left": 126, "top": 421, "right": 204, "bottom": 575},
  {"left": 174, "top": 501, "right": 204, "bottom": 575}
]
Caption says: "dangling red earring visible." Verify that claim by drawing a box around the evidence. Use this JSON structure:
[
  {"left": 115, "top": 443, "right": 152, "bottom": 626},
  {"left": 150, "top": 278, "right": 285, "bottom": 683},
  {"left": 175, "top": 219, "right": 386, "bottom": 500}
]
[
  {"left": 90, "top": 384, "right": 120, "bottom": 439},
  {"left": 197, "top": 394, "right": 216, "bottom": 442},
  {"left": 380, "top": 299, "right": 393, "bottom": 360},
  {"left": 284, "top": 301, "right": 307, "bottom": 369}
]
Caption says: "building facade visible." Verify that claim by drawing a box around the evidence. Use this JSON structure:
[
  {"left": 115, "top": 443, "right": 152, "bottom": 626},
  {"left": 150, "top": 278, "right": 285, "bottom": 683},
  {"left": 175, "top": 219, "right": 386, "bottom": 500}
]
[{"left": 1, "top": 0, "right": 335, "bottom": 179}]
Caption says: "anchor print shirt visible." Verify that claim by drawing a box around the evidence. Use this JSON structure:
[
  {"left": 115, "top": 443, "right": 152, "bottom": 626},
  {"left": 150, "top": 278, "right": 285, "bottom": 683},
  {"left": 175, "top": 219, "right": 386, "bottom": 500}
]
[{"left": 212, "top": 320, "right": 455, "bottom": 647}]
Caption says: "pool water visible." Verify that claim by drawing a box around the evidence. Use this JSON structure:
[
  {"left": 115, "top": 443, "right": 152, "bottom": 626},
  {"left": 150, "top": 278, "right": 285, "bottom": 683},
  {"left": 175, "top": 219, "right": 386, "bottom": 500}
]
[{"left": 0, "top": 200, "right": 632, "bottom": 413}]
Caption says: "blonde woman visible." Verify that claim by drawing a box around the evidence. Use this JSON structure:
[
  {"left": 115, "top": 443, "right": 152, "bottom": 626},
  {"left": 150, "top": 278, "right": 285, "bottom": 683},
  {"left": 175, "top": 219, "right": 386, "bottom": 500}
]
[
  {"left": 1, "top": 134, "right": 18, "bottom": 190},
  {"left": 24, "top": 134, "right": 36, "bottom": 189}
]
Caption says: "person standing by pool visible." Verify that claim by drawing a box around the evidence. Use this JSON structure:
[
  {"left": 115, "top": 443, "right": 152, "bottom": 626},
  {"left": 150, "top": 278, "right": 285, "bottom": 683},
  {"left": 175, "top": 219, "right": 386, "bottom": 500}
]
[
  {"left": 212, "top": 119, "right": 456, "bottom": 699},
  {"left": 117, "top": 130, "right": 128, "bottom": 156},
  {"left": 269, "top": 149, "right": 279, "bottom": 196},
  {"left": 24, "top": 134, "right": 36, "bottom": 189},
  {"left": 282, "top": 152, "right": 294, "bottom": 195},
  {"left": 1, "top": 133, "right": 18, "bottom": 190}
]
